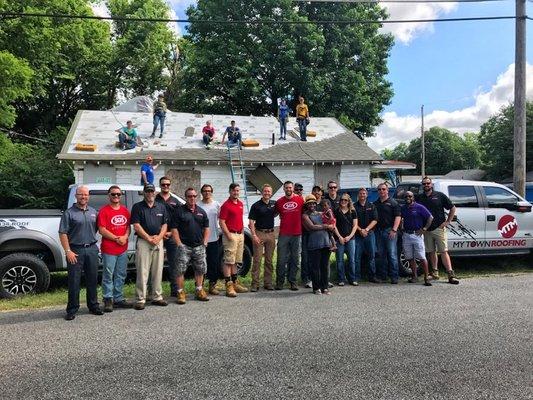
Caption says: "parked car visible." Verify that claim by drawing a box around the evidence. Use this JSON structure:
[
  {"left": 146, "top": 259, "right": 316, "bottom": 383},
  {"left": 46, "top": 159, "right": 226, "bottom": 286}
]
[
  {"left": 393, "top": 179, "right": 533, "bottom": 257},
  {"left": 0, "top": 184, "right": 253, "bottom": 298}
]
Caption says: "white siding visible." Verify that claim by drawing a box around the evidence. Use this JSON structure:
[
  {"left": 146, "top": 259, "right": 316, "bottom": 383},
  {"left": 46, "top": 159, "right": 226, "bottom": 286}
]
[
  {"left": 81, "top": 165, "right": 116, "bottom": 184},
  {"left": 340, "top": 164, "right": 370, "bottom": 189},
  {"left": 269, "top": 165, "right": 315, "bottom": 196},
  {"left": 74, "top": 168, "right": 84, "bottom": 185},
  {"left": 198, "top": 165, "right": 234, "bottom": 203},
  {"left": 115, "top": 167, "right": 132, "bottom": 185}
]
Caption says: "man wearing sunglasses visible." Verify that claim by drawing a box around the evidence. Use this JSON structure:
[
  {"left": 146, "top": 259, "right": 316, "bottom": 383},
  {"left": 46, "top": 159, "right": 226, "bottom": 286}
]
[
  {"left": 131, "top": 184, "right": 169, "bottom": 310},
  {"left": 156, "top": 176, "right": 179, "bottom": 297},
  {"left": 170, "top": 188, "right": 210, "bottom": 304},
  {"left": 97, "top": 186, "right": 133, "bottom": 312},
  {"left": 400, "top": 191, "right": 433, "bottom": 286},
  {"left": 324, "top": 180, "right": 341, "bottom": 210}
]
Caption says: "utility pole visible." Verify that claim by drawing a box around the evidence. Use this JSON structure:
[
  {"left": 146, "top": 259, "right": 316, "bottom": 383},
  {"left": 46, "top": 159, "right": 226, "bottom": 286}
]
[
  {"left": 421, "top": 105, "right": 425, "bottom": 178},
  {"left": 514, "top": 0, "right": 526, "bottom": 197}
]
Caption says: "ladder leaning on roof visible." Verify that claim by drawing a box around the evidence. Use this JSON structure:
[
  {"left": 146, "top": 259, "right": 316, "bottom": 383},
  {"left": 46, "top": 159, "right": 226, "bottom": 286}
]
[{"left": 226, "top": 144, "right": 250, "bottom": 213}]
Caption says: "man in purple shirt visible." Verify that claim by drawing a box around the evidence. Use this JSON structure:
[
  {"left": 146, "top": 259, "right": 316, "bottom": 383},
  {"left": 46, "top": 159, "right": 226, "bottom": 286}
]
[{"left": 400, "top": 191, "right": 433, "bottom": 286}]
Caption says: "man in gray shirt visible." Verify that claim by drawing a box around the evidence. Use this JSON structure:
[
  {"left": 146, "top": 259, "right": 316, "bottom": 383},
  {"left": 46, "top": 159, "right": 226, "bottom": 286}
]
[{"left": 59, "top": 185, "right": 102, "bottom": 320}]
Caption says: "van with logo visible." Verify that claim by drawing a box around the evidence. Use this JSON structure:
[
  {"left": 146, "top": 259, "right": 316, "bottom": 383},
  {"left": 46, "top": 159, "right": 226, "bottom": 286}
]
[{"left": 394, "top": 179, "right": 533, "bottom": 257}]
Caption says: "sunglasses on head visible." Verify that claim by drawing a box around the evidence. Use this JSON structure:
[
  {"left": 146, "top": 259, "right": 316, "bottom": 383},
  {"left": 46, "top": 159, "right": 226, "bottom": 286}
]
[{"left": 109, "top": 193, "right": 122, "bottom": 197}]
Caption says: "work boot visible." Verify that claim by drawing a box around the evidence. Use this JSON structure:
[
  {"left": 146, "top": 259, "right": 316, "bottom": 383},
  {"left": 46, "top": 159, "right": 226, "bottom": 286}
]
[
  {"left": 195, "top": 288, "right": 209, "bottom": 302},
  {"left": 177, "top": 291, "right": 186, "bottom": 305},
  {"left": 250, "top": 284, "right": 259, "bottom": 292},
  {"left": 430, "top": 268, "right": 440, "bottom": 280},
  {"left": 448, "top": 270, "right": 460, "bottom": 285},
  {"left": 103, "top": 298, "right": 113, "bottom": 313},
  {"left": 226, "top": 281, "right": 237, "bottom": 297},
  {"left": 208, "top": 281, "right": 220, "bottom": 296},
  {"left": 233, "top": 279, "right": 249, "bottom": 293}
]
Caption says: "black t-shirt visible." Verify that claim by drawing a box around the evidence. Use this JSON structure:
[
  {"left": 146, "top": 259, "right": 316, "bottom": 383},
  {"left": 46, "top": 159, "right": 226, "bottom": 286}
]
[
  {"left": 324, "top": 193, "right": 341, "bottom": 210},
  {"left": 170, "top": 204, "right": 209, "bottom": 247},
  {"left": 416, "top": 190, "right": 454, "bottom": 231},
  {"left": 248, "top": 199, "right": 276, "bottom": 230},
  {"left": 130, "top": 200, "right": 168, "bottom": 236},
  {"left": 334, "top": 209, "right": 358, "bottom": 237},
  {"left": 354, "top": 201, "right": 378, "bottom": 231},
  {"left": 374, "top": 197, "right": 401, "bottom": 229}
]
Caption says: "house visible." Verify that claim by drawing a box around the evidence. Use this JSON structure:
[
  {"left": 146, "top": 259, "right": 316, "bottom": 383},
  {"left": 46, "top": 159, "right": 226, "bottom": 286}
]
[{"left": 57, "top": 107, "right": 386, "bottom": 206}]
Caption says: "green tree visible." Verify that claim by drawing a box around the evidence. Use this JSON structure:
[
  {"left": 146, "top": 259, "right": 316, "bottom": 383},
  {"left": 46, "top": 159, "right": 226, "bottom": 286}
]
[
  {"left": 106, "top": 0, "right": 177, "bottom": 107},
  {"left": 172, "top": 0, "right": 393, "bottom": 135},
  {"left": 381, "top": 127, "right": 482, "bottom": 175},
  {"left": 0, "top": 51, "right": 33, "bottom": 128},
  {"left": 0, "top": 0, "right": 112, "bottom": 137},
  {"left": 478, "top": 102, "right": 533, "bottom": 180}
]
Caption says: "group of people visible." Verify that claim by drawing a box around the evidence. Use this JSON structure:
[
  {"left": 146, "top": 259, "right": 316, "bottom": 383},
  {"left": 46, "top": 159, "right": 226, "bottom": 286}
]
[
  {"left": 115, "top": 95, "right": 312, "bottom": 151},
  {"left": 59, "top": 168, "right": 460, "bottom": 320}
]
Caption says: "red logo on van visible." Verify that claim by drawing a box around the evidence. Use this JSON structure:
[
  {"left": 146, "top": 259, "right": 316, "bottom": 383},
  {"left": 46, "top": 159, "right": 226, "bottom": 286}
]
[{"left": 497, "top": 215, "right": 518, "bottom": 239}]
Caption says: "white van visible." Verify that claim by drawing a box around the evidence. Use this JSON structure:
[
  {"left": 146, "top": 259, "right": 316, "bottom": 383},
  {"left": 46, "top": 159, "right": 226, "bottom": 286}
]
[{"left": 394, "top": 179, "right": 533, "bottom": 257}]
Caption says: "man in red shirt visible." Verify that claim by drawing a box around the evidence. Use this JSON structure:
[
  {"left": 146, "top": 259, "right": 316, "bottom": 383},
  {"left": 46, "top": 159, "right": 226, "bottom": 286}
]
[
  {"left": 219, "top": 183, "right": 249, "bottom": 297},
  {"left": 275, "top": 181, "right": 304, "bottom": 291},
  {"left": 97, "top": 185, "right": 133, "bottom": 312},
  {"left": 202, "top": 120, "right": 215, "bottom": 149}
]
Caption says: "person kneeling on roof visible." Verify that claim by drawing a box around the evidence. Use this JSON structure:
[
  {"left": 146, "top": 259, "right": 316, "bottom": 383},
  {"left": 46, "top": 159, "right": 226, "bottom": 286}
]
[
  {"left": 202, "top": 120, "right": 215, "bottom": 149},
  {"left": 115, "top": 120, "right": 137, "bottom": 150},
  {"left": 221, "top": 120, "right": 242, "bottom": 149}
]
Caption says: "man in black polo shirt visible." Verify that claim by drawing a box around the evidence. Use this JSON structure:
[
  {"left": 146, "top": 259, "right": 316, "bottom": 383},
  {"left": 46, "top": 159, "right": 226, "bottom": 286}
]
[
  {"left": 59, "top": 185, "right": 102, "bottom": 320},
  {"left": 416, "top": 177, "right": 459, "bottom": 284},
  {"left": 324, "top": 180, "right": 341, "bottom": 210},
  {"left": 248, "top": 184, "right": 276, "bottom": 292},
  {"left": 374, "top": 183, "right": 401, "bottom": 284},
  {"left": 131, "top": 184, "right": 169, "bottom": 310},
  {"left": 155, "top": 176, "right": 179, "bottom": 296},
  {"left": 170, "top": 187, "right": 210, "bottom": 304},
  {"left": 354, "top": 188, "right": 379, "bottom": 283}
]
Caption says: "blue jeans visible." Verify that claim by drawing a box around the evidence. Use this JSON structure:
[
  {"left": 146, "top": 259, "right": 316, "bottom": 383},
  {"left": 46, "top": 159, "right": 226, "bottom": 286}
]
[
  {"left": 297, "top": 118, "right": 307, "bottom": 140},
  {"left": 375, "top": 229, "right": 399, "bottom": 281},
  {"left": 279, "top": 119, "right": 287, "bottom": 138},
  {"left": 335, "top": 238, "right": 357, "bottom": 282},
  {"left": 276, "top": 235, "right": 301, "bottom": 285},
  {"left": 300, "top": 233, "right": 310, "bottom": 283},
  {"left": 355, "top": 232, "right": 377, "bottom": 280},
  {"left": 227, "top": 133, "right": 242, "bottom": 148},
  {"left": 101, "top": 252, "right": 128, "bottom": 302},
  {"left": 118, "top": 133, "right": 136, "bottom": 149},
  {"left": 153, "top": 113, "right": 165, "bottom": 134}
]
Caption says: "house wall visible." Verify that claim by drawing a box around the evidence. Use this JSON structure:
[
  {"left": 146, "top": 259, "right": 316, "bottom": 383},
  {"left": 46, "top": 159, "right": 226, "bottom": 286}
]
[{"left": 339, "top": 164, "right": 370, "bottom": 189}]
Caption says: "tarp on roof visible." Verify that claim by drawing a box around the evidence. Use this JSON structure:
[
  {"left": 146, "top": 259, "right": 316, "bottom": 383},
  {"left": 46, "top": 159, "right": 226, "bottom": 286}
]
[{"left": 111, "top": 96, "right": 159, "bottom": 113}]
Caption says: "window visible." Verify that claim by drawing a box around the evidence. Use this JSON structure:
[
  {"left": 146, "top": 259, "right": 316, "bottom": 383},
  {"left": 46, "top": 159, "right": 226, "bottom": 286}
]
[
  {"left": 483, "top": 186, "right": 519, "bottom": 208},
  {"left": 448, "top": 186, "right": 479, "bottom": 208}
]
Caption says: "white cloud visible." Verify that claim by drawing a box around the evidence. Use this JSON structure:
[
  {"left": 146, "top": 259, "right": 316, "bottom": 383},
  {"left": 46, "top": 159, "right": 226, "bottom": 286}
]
[
  {"left": 367, "top": 63, "right": 533, "bottom": 152},
  {"left": 380, "top": 1, "right": 458, "bottom": 44}
]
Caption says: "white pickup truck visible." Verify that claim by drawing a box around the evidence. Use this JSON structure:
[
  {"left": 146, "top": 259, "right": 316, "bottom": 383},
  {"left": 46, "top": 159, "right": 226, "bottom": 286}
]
[
  {"left": 394, "top": 179, "right": 533, "bottom": 257},
  {"left": 0, "top": 184, "right": 253, "bottom": 298}
]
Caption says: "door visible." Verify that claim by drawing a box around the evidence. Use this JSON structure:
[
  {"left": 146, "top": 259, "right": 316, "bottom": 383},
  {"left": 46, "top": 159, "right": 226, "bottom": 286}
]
[
  {"left": 482, "top": 185, "right": 531, "bottom": 251},
  {"left": 446, "top": 185, "right": 485, "bottom": 254},
  {"left": 314, "top": 165, "right": 340, "bottom": 189}
]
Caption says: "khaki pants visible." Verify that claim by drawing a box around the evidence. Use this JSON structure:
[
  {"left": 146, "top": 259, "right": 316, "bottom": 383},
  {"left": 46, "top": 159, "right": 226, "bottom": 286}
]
[
  {"left": 135, "top": 238, "right": 164, "bottom": 303},
  {"left": 251, "top": 231, "right": 276, "bottom": 287}
]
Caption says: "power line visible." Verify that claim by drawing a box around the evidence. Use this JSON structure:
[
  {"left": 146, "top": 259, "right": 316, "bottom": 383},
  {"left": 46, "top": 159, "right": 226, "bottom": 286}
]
[
  {"left": 0, "top": 12, "right": 522, "bottom": 25},
  {"left": 292, "top": 0, "right": 506, "bottom": 3}
]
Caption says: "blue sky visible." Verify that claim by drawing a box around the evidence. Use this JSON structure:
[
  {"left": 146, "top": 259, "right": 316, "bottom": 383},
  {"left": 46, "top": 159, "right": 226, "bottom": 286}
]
[{"left": 168, "top": 0, "right": 532, "bottom": 150}]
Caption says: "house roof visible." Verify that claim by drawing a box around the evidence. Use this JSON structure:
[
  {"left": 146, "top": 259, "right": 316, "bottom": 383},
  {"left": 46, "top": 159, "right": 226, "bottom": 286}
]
[{"left": 57, "top": 110, "right": 382, "bottom": 164}]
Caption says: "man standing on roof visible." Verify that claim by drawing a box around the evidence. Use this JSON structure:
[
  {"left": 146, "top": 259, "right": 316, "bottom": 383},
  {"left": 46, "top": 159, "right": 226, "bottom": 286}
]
[
  {"left": 115, "top": 120, "right": 137, "bottom": 150},
  {"left": 416, "top": 177, "right": 459, "bottom": 284},
  {"left": 278, "top": 99, "right": 290, "bottom": 140},
  {"left": 140, "top": 155, "right": 158, "bottom": 186},
  {"left": 202, "top": 120, "right": 216, "bottom": 149},
  {"left": 151, "top": 94, "right": 167, "bottom": 139},
  {"left": 296, "top": 96, "right": 309, "bottom": 142},
  {"left": 221, "top": 120, "right": 242, "bottom": 149}
]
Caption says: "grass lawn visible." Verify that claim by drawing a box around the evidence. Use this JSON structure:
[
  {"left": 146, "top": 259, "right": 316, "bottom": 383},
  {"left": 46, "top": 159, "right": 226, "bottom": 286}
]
[{"left": 0, "top": 254, "right": 531, "bottom": 312}]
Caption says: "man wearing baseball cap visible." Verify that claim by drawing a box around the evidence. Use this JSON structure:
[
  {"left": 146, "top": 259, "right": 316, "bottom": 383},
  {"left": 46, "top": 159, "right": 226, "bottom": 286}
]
[{"left": 130, "top": 184, "right": 169, "bottom": 310}]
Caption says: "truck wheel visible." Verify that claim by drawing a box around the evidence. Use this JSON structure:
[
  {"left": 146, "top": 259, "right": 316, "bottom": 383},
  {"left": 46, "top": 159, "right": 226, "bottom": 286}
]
[
  {"left": 237, "top": 244, "right": 252, "bottom": 277},
  {"left": 0, "top": 253, "right": 51, "bottom": 299}
]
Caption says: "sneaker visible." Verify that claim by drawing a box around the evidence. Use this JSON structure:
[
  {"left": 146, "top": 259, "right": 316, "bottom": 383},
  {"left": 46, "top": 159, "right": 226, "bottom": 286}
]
[
  {"left": 322, "top": 289, "right": 331, "bottom": 295},
  {"left": 313, "top": 290, "right": 322, "bottom": 295},
  {"left": 226, "top": 281, "right": 237, "bottom": 297},
  {"left": 250, "top": 284, "right": 259, "bottom": 292},
  {"left": 177, "top": 291, "right": 186, "bottom": 305},
  {"left": 328, "top": 282, "right": 334, "bottom": 288},
  {"left": 208, "top": 281, "right": 220, "bottom": 296},
  {"left": 151, "top": 299, "right": 168, "bottom": 306},
  {"left": 114, "top": 300, "right": 133, "bottom": 309},
  {"left": 338, "top": 282, "right": 345, "bottom": 287},
  {"left": 234, "top": 279, "right": 249, "bottom": 293},
  {"left": 350, "top": 281, "right": 359, "bottom": 286},
  {"left": 408, "top": 277, "right": 418, "bottom": 284},
  {"left": 289, "top": 282, "right": 299, "bottom": 291},
  {"left": 195, "top": 288, "right": 209, "bottom": 301},
  {"left": 304, "top": 281, "right": 312, "bottom": 288},
  {"left": 103, "top": 298, "right": 113, "bottom": 313}
]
